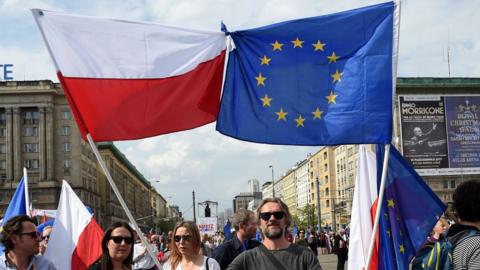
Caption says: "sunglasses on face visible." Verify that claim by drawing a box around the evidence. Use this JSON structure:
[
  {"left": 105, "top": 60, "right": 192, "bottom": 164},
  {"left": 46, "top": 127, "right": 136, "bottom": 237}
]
[
  {"left": 110, "top": 236, "right": 134, "bottom": 244},
  {"left": 19, "top": 231, "right": 41, "bottom": 239},
  {"left": 259, "top": 211, "right": 285, "bottom": 221},
  {"left": 42, "top": 234, "right": 50, "bottom": 240},
  {"left": 174, "top": 235, "right": 192, "bottom": 242}
]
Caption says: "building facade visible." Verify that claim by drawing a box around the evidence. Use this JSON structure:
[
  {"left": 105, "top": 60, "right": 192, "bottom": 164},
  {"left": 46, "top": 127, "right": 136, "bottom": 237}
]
[{"left": 0, "top": 80, "right": 164, "bottom": 229}]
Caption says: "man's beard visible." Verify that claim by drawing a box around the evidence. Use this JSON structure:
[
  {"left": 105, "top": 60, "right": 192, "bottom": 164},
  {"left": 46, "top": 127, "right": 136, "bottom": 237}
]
[{"left": 264, "top": 226, "right": 284, "bottom": 239}]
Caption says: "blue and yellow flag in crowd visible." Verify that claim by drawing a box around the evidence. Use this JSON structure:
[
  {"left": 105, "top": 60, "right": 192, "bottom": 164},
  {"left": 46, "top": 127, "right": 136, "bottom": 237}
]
[
  {"left": 376, "top": 145, "right": 446, "bottom": 269},
  {"left": 217, "top": 2, "right": 396, "bottom": 145}
]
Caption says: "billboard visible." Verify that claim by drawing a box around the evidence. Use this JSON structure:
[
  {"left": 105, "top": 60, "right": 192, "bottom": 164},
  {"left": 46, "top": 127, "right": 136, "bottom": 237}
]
[{"left": 399, "top": 95, "right": 480, "bottom": 175}]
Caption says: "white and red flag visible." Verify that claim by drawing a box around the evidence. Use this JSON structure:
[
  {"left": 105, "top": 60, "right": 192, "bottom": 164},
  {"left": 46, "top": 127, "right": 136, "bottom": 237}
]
[
  {"left": 348, "top": 145, "right": 378, "bottom": 270},
  {"left": 32, "top": 9, "right": 227, "bottom": 142},
  {"left": 45, "top": 180, "right": 103, "bottom": 270}
]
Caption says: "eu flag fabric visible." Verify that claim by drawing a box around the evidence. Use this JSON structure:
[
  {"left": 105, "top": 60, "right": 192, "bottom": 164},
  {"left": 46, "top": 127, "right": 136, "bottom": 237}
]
[
  {"left": 217, "top": 2, "right": 395, "bottom": 145},
  {"left": 0, "top": 176, "right": 27, "bottom": 255},
  {"left": 376, "top": 145, "right": 446, "bottom": 269}
]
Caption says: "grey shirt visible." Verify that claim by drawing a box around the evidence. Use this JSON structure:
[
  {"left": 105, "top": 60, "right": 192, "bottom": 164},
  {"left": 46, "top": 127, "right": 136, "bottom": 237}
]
[
  {"left": 0, "top": 253, "right": 57, "bottom": 270},
  {"left": 226, "top": 244, "right": 322, "bottom": 270}
]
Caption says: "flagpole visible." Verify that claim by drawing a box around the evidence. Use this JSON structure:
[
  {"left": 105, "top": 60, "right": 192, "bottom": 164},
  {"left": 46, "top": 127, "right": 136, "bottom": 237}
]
[
  {"left": 365, "top": 144, "right": 391, "bottom": 270},
  {"left": 86, "top": 134, "right": 162, "bottom": 270},
  {"left": 23, "top": 167, "right": 30, "bottom": 216}
]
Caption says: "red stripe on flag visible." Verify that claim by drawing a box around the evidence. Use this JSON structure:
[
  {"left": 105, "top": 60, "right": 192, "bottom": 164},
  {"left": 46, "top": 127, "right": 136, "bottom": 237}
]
[
  {"left": 71, "top": 217, "right": 104, "bottom": 270},
  {"left": 59, "top": 50, "right": 226, "bottom": 142},
  {"left": 369, "top": 199, "right": 379, "bottom": 270}
]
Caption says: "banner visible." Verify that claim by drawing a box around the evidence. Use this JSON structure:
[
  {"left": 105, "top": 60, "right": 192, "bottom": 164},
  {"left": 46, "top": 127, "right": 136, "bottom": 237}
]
[
  {"left": 399, "top": 95, "right": 480, "bottom": 175},
  {"left": 197, "top": 217, "right": 218, "bottom": 236}
]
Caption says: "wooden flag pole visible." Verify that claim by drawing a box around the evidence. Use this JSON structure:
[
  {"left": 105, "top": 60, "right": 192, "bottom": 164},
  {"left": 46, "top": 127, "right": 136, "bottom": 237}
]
[
  {"left": 365, "top": 144, "right": 391, "bottom": 270},
  {"left": 86, "top": 134, "right": 162, "bottom": 270}
]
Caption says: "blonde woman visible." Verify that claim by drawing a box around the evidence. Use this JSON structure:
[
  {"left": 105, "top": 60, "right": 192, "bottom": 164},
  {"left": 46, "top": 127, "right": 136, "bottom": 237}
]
[{"left": 163, "top": 221, "right": 220, "bottom": 270}]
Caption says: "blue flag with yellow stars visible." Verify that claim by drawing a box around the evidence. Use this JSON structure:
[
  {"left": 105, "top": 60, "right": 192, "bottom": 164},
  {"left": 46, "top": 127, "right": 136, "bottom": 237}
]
[
  {"left": 376, "top": 145, "right": 446, "bottom": 270},
  {"left": 216, "top": 2, "right": 397, "bottom": 145}
]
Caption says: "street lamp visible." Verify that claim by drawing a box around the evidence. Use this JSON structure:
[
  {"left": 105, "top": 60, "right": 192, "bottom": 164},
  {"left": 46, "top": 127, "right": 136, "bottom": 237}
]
[{"left": 269, "top": 165, "right": 275, "bottom": 198}]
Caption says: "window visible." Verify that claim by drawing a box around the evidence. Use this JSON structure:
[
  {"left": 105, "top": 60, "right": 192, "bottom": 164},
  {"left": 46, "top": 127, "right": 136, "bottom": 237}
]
[
  {"left": 64, "top": 159, "right": 71, "bottom": 168},
  {"left": 0, "top": 144, "right": 5, "bottom": 154},
  {"left": 23, "top": 110, "right": 39, "bottom": 125},
  {"left": 24, "top": 159, "right": 39, "bottom": 169},
  {"left": 0, "top": 111, "right": 6, "bottom": 125},
  {"left": 24, "top": 127, "right": 39, "bottom": 137},
  {"left": 326, "top": 200, "right": 330, "bottom": 207},
  {"left": 64, "top": 143, "right": 71, "bottom": 152},
  {"left": 0, "top": 128, "right": 5, "bottom": 137},
  {"left": 325, "top": 175, "right": 329, "bottom": 184},
  {"left": 324, "top": 163, "right": 328, "bottom": 172},
  {"left": 443, "top": 181, "right": 449, "bottom": 189},
  {"left": 325, "top": 188, "right": 329, "bottom": 196},
  {"left": 450, "top": 180, "right": 456, "bottom": 189},
  {"left": 23, "top": 143, "right": 39, "bottom": 153},
  {"left": 62, "top": 111, "right": 70, "bottom": 120},
  {"left": 0, "top": 160, "right": 6, "bottom": 170},
  {"left": 323, "top": 152, "right": 327, "bottom": 160},
  {"left": 63, "top": 126, "right": 70, "bottom": 136}
]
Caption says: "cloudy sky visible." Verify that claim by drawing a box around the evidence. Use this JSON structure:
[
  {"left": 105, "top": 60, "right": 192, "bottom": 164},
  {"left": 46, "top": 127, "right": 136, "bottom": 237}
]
[{"left": 1, "top": 0, "right": 479, "bottom": 219}]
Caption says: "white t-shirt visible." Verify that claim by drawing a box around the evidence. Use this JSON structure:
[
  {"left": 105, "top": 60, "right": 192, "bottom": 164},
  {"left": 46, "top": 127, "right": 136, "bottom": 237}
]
[{"left": 162, "top": 256, "right": 220, "bottom": 270}]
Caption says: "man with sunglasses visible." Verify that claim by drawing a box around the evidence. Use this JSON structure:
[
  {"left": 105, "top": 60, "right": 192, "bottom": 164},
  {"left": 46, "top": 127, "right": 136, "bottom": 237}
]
[
  {"left": 212, "top": 209, "right": 260, "bottom": 269},
  {"left": 0, "top": 215, "right": 56, "bottom": 269},
  {"left": 227, "top": 198, "right": 322, "bottom": 270}
]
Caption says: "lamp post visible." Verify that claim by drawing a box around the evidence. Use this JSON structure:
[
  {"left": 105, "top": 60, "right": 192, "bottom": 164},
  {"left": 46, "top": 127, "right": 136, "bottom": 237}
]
[{"left": 269, "top": 165, "right": 275, "bottom": 198}]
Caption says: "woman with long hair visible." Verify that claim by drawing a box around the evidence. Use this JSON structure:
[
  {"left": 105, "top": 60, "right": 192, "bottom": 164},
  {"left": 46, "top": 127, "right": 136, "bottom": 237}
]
[
  {"left": 88, "top": 221, "right": 135, "bottom": 270},
  {"left": 163, "top": 221, "right": 220, "bottom": 270}
]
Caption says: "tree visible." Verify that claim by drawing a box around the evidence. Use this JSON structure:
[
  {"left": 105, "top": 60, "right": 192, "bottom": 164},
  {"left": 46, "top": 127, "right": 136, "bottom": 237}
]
[{"left": 292, "top": 205, "right": 318, "bottom": 229}]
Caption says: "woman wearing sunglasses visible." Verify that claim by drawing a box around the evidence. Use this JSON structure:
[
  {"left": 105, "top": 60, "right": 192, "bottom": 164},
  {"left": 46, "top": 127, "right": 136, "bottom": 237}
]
[
  {"left": 163, "top": 221, "right": 220, "bottom": 270},
  {"left": 88, "top": 221, "right": 135, "bottom": 270}
]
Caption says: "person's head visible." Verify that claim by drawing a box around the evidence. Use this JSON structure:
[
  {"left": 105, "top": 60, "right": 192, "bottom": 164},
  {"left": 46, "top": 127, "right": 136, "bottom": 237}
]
[
  {"left": 170, "top": 221, "right": 201, "bottom": 269},
  {"left": 413, "top": 127, "right": 423, "bottom": 136},
  {"left": 298, "top": 229, "right": 305, "bottom": 239},
  {"left": 41, "top": 226, "right": 52, "bottom": 243},
  {"left": 99, "top": 222, "right": 134, "bottom": 270},
  {"left": 453, "top": 180, "right": 480, "bottom": 223},
  {"left": 257, "top": 198, "right": 291, "bottom": 240},
  {"left": 432, "top": 217, "right": 448, "bottom": 237},
  {"left": 0, "top": 215, "right": 40, "bottom": 256},
  {"left": 232, "top": 209, "right": 258, "bottom": 239}
]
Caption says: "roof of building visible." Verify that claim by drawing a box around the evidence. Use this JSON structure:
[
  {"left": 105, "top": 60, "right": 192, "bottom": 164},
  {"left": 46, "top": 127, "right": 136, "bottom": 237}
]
[
  {"left": 96, "top": 142, "right": 151, "bottom": 188},
  {"left": 397, "top": 77, "right": 480, "bottom": 88}
]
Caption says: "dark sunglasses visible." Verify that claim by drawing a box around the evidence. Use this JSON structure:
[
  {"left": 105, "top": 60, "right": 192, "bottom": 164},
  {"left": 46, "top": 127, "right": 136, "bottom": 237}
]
[
  {"left": 19, "top": 231, "right": 41, "bottom": 239},
  {"left": 110, "top": 236, "right": 134, "bottom": 244},
  {"left": 174, "top": 235, "right": 192, "bottom": 242},
  {"left": 259, "top": 211, "right": 285, "bottom": 221},
  {"left": 42, "top": 234, "right": 51, "bottom": 240}
]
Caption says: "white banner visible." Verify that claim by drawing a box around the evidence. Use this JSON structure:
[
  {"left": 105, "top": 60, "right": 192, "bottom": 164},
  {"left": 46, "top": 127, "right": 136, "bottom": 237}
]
[
  {"left": 197, "top": 217, "right": 218, "bottom": 236},
  {"left": 31, "top": 208, "right": 57, "bottom": 218}
]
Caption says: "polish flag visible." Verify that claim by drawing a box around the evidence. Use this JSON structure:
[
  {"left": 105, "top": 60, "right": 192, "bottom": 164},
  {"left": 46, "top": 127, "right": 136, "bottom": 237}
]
[
  {"left": 44, "top": 180, "right": 104, "bottom": 270},
  {"left": 32, "top": 9, "right": 227, "bottom": 142},
  {"left": 348, "top": 145, "right": 378, "bottom": 270}
]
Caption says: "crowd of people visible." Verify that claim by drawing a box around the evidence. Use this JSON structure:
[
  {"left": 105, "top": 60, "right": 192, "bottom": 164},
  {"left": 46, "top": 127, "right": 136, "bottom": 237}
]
[{"left": 0, "top": 179, "right": 479, "bottom": 270}]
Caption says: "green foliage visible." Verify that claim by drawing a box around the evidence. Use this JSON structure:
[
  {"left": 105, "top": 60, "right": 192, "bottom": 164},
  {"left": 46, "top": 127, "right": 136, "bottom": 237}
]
[{"left": 292, "top": 205, "right": 318, "bottom": 229}]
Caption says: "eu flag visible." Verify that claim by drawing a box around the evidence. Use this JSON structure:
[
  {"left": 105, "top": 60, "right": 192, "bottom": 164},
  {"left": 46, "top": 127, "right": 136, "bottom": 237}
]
[
  {"left": 216, "top": 2, "right": 396, "bottom": 145},
  {"left": 0, "top": 176, "right": 28, "bottom": 254},
  {"left": 376, "top": 145, "right": 446, "bottom": 269}
]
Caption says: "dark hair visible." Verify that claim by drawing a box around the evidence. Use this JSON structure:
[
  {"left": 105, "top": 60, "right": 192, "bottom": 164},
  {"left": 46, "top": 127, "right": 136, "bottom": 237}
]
[
  {"left": 97, "top": 221, "right": 134, "bottom": 270},
  {"left": 0, "top": 215, "right": 37, "bottom": 253},
  {"left": 453, "top": 180, "right": 480, "bottom": 223},
  {"left": 232, "top": 209, "right": 255, "bottom": 231},
  {"left": 170, "top": 221, "right": 201, "bottom": 269},
  {"left": 256, "top": 198, "right": 292, "bottom": 228}
]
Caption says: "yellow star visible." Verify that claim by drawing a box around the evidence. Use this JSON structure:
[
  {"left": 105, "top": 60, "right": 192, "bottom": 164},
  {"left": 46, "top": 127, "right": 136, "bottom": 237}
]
[
  {"left": 260, "top": 55, "right": 271, "bottom": 66},
  {"left": 312, "top": 40, "right": 326, "bottom": 51},
  {"left": 387, "top": 199, "right": 395, "bottom": 208},
  {"left": 275, "top": 108, "right": 288, "bottom": 121},
  {"left": 271, "top": 40, "right": 284, "bottom": 51},
  {"left": 260, "top": 94, "right": 272, "bottom": 107},
  {"left": 327, "top": 52, "right": 340, "bottom": 63},
  {"left": 291, "top": 37, "right": 304, "bottom": 48},
  {"left": 312, "top": 107, "right": 323, "bottom": 119},
  {"left": 326, "top": 91, "right": 338, "bottom": 104},
  {"left": 255, "top": 73, "right": 267, "bottom": 86},
  {"left": 399, "top": 244, "right": 405, "bottom": 254},
  {"left": 295, "top": 115, "right": 305, "bottom": 127},
  {"left": 331, "top": 69, "right": 343, "bottom": 83}
]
